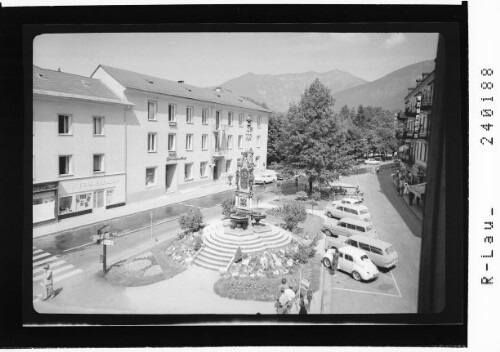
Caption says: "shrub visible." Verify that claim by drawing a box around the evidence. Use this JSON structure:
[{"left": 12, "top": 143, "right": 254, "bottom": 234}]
[
  {"left": 295, "top": 191, "right": 308, "bottom": 201},
  {"left": 292, "top": 243, "right": 317, "bottom": 264},
  {"left": 234, "top": 247, "right": 243, "bottom": 263},
  {"left": 311, "top": 191, "right": 322, "bottom": 202},
  {"left": 221, "top": 196, "right": 235, "bottom": 219},
  {"left": 193, "top": 235, "right": 203, "bottom": 251},
  {"left": 281, "top": 200, "right": 307, "bottom": 231},
  {"left": 179, "top": 207, "right": 204, "bottom": 232}
]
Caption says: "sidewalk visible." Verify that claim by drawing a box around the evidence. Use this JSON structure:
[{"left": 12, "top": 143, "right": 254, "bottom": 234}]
[
  {"left": 390, "top": 178, "right": 424, "bottom": 221},
  {"left": 33, "top": 181, "right": 233, "bottom": 238}
]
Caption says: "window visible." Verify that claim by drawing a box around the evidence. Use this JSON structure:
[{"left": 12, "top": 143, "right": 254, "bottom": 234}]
[
  {"left": 228, "top": 112, "right": 233, "bottom": 126},
  {"left": 226, "top": 159, "right": 232, "bottom": 172},
  {"left": 58, "top": 114, "right": 72, "bottom": 134},
  {"left": 257, "top": 135, "right": 261, "bottom": 148},
  {"left": 239, "top": 113, "right": 244, "bottom": 126},
  {"left": 200, "top": 161, "right": 208, "bottom": 178},
  {"left": 184, "top": 163, "right": 193, "bottom": 180},
  {"left": 238, "top": 135, "right": 243, "bottom": 149},
  {"left": 202, "top": 109, "right": 209, "bottom": 124},
  {"left": 215, "top": 111, "right": 221, "bottom": 129},
  {"left": 355, "top": 226, "right": 366, "bottom": 232},
  {"left": 370, "top": 246, "right": 383, "bottom": 255},
  {"left": 168, "top": 134, "right": 176, "bottom": 151},
  {"left": 202, "top": 134, "right": 208, "bottom": 150},
  {"left": 145, "top": 167, "right": 157, "bottom": 187},
  {"left": 93, "top": 116, "right": 104, "bottom": 135},
  {"left": 337, "top": 206, "right": 344, "bottom": 211},
  {"left": 359, "top": 243, "right": 371, "bottom": 251},
  {"left": 338, "top": 222, "right": 346, "bottom": 228},
  {"left": 186, "top": 107, "right": 194, "bottom": 123},
  {"left": 59, "top": 155, "right": 72, "bottom": 176},
  {"left": 347, "top": 239, "right": 358, "bottom": 247},
  {"left": 347, "top": 224, "right": 356, "bottom": 230},
  {"left": 186, "top": 134, "right": 193, "bottom": 151},
  {"left": 59, "top": 196, "right": 74, "bottom": 214},
  {"left": 359, "top": 209, "right": 368, "bottom": 215},
  {"left": 93, "top": 154, "right": 104, "bottom": 173},
  {"left": 33, "top": 156, "right": 35, "bottom": 180},
  {"left": 148, "top": 133, "right": 157, "bottom": 152},
  {"left": 366, "top": 225, "right": 374, "bottom": 232},
  {"left": 168, "top": 104, "right": 176, "bottom": 122},
  {"left": 257, "top": 115, "right": 262, "bottom": 128},
  {"left": 345, "top": 254, "right": 353, "bottom": 262},
  {"left": 227, "top": 135, "right": 233, "bottom": 149},
  {"left": 385, "top": 246, "right": 395, "bottom": 255},
  {"left": 148, "top": 101, "right": 157, "bottom": 121}
]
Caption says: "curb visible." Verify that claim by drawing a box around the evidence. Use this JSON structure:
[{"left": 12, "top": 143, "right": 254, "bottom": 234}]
[{"left": 33, "top": 188, "right": 233, "bottom": 239}]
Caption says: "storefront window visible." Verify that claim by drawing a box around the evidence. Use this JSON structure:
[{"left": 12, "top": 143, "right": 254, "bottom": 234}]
[
  {"left": 59, "top": 195, "right": 74, "bottom": 215},
  {"left": 33, "top": 191, "right": 56, "bottom": 223},
  {"left": 75, "top": 192, "right": 93, "bottom": 212}
]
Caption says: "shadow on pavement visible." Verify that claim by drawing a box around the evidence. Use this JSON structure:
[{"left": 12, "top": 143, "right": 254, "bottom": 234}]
[{"left": 375, "top": 168, "right": 423, "bottom": 238}]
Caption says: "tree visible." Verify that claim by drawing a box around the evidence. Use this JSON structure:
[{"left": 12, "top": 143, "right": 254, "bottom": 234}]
[
  {"left": 280, "top": 79, "right": 354, "bottom": 193},
  {"left": 267, "top": 112, "right": 286, "bottom": 165}
]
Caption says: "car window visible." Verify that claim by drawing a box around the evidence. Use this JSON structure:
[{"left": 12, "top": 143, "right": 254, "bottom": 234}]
[
  {"left": 359, "top": 209, "right": 368, "bottom": 215},
  {"left": 385, "top": 246, "right": 395, "bottom": 255},
  {"left": 347, "top": 239, "right": 358, "bottom": 247},
  {"left": 338, "top": 222, "right": 346, "bottom": 228},
  {"left": 351, "top": 209, "right": 359, "bottom": 215},
  {"left": 347, "top": 224, "right": 356, "bottom": 230},
  {"left": 345, "top": 254, "right": 353, "bottom": 262},
  {"left": 359, "top": 243, "right": 371, "bottom": 251},
  {"left": 366, "top": 225, "right": 374, "bottom": 232},
  {"left": 337, "top": 206, "right": 344, "bottom": 211},
  {"left": 356, "top": 225, "right": 366, "bottom": 232},
  {"left": 370, "top": 246, "right": 383, "bottom": 255},
  {"left": 360, "top": 255, "right": 369, "bottom": 261},
  {"left": 354, "top": 201, "right": 362, "bottom": 205}
]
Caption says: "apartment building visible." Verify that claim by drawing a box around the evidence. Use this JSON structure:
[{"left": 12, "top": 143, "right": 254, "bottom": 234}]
[
  {"left": 397, "top": 70, "right": 434, "bottom": 203},
  {"left": 92, "top": 65, "right": 270, "bottom": 203},
  {"left": 32, "top": 66, "right": 132, "bottom": 225}
]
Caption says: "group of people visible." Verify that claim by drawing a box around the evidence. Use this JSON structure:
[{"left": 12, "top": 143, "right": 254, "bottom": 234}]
[
  {"left": 393, "top": 170, "right": 418, "bottom": 206},
  {"left": 274, "top": 278, "right": 311, "bottom": 315}
]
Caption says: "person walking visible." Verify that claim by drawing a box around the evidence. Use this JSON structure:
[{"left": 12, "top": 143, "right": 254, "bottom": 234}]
[
  {"left": 277, "top": 278, "right": 287, "bottom": 299},
  {"left": 409, "top": 192, "right": 415, "bottom": 206},
  {"left": 403, "top": 182, "right": 409, "bottom": 196},
  {"left": 299, "top": 299, "right": 308, "bottom": 315},
  {"left": 42, "top": 264, "right": 54, "bottom": 300},
  {"left": 331, "top": 248, "right": 340, "bottom": 275}
]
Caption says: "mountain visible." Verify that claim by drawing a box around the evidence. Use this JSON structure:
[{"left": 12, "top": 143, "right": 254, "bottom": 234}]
[
  {"left": 331, "top": 60, "right": 436, "bottom": 111},
  {"left": 218, "top": 70, "right": 368, "bottom": 112}
]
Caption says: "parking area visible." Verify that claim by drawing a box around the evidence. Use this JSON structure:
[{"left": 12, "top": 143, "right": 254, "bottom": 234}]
[{"left": 328, "top": 267, "right": 402, "bottom": 298}]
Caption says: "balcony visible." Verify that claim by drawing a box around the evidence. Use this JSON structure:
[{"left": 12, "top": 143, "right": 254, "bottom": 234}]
[
  {"left": 419, "top": 127, "right": 430, "bottom": 139},
  {"left": 404, "top": 106, "right": 417, "bottom": 117},
  {"left": 421, "top": 95, "right": 433, "bottom": 110}
]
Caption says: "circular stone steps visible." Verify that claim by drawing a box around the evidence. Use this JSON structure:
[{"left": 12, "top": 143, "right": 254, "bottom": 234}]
[{"left": 193, "top": 221, "right": 292, "bottom": 271}]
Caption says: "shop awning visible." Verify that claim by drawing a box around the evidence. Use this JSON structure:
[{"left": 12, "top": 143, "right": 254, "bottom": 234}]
[{"left": 409, "top": 182, "right": 426, "bottom": 197}]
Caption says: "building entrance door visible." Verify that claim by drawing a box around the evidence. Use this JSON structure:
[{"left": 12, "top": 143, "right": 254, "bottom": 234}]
[
  {"left": 166, "top": 164, "right": 177, "bottom": 191},
  {"left": 213, "top": 162, "right": 219, "bottom": 181},
  {"left": 94, "top": 190, "right": 105, "bottom": 211}
]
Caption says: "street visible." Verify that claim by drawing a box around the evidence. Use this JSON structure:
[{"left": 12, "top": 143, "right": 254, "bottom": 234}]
[{"left": 321, "top": 166, "right": 422, "bottom": 313}]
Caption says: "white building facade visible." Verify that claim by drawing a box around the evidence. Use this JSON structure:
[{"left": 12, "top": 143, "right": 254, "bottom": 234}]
[
  {"left": 92, "top": 65, "right": 270, "bottom": 203},
  {"left": 33, "top": 66, "right": 132, "bottom": 225}
]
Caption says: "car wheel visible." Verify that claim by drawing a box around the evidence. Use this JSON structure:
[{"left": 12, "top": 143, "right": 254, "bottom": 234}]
[
  {"left": 325, "top": 229, "right": 333, "bottom": 237},
  {"left": 322, "top": 258, "right": 331, "bottom": 268},
  {"left": 326, "top": 211, "right": 333, "bottom": 218},
  {"left": 352, "top": 271, "right": 361, "bottom": 281}
]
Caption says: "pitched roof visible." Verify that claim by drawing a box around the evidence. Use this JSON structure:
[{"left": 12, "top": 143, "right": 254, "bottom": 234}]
[
  {"left": 96, "top": 64, "right": 270, "bottom": 113},
  {"left": 33, "top": 65, "right": 131, "bottom": 106}
]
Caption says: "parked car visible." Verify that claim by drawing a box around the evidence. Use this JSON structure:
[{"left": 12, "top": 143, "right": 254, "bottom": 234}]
[
  {"left": 322, "top": 246, "right": 379, "bottom": 281},
  {"left": 325, "top": 203, "right": 371, "bottom": 222},
  {"left": 328, "top": 234, "right": 399, "bottom": 269},
  {"left": 253, "top": 172, "right": 275, "bottom": 184},
  {"left": 365, "top": 158, "right": 381, "bottom": 165},
  {"left": 322, "top": 217, "right": 378, "bottom": 240},
  {"left": 336, "top": 197, "right": 363, "bottom": 206},
  {"left": 325, "top": 182, "right": 364, "bottom": 200}
]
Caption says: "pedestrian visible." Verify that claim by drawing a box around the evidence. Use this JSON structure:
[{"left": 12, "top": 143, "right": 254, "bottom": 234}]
[
  {"left": 403, "top": 182, "right": 409, "bottom": 196},
  {"left": 277, "top": 288, "right": 290, "bottom": 314},
  {"left": 299, "top": 299, "right": 308, "bottom": 315},
  {"left": 295, "top": 177, "right": 299, "bottom": 190},
  {"left": 42, "top": 263, "right": 54, "bottom": 300},
  {"left": 331, "top": 248, "right": 340, "bottom": 274},
  {"left": 409, "top": 192, "right": 415, "bottom": 206},
  {"left": 277, "top": 277, "right": 287, "bottom": 299},
  {"left": 396, "top": 181, "right": 401, "bottom": 196}
]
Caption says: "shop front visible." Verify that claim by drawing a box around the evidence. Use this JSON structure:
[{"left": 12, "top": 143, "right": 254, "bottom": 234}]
[
  {"left": 33, "top": 181, "right": 58, "bottom": 225},
  {"left": 57, "top": 174, "right": 126, "bottom": 220}
]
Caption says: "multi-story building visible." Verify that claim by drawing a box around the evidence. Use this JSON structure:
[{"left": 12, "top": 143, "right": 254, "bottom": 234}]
[
  {"left": 92, "top": 65, "right": 270, "bottom": 203},
  {"left": 32, "top": 66, "right": 132, "bottom": 225},
  {"left": 397, "top": 70, "right": 434, "bottom": 203}
]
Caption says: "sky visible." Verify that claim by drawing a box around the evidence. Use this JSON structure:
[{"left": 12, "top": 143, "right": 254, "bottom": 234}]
[{"left": 34, "top": 32, "right": 438, "bottom": 87}]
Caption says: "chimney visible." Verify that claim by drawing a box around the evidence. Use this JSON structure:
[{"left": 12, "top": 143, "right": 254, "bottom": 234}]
[{"left": 178, "top": 80, "right": 184, "bottom": 84}]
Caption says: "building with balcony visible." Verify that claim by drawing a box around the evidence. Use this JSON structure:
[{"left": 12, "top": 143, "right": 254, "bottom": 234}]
[
  {"left": 33, "top": 66, "right": 132, "bottom": 225},
  {"left": 398, "top": 70, "right": 434, "bottom": 203},
  {"left": 92, "top": 65, "right": 270, "bottom": 203}
]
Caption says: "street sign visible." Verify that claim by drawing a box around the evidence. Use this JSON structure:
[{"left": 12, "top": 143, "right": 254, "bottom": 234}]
[{"left": 103, "top": 239, "right": 115, "bottom": 246}]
